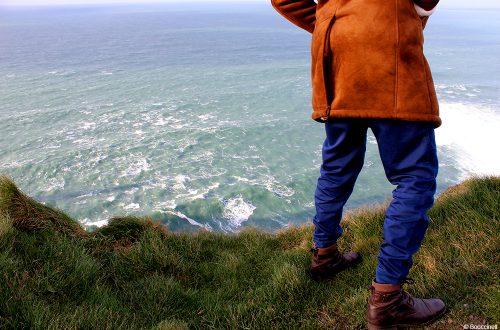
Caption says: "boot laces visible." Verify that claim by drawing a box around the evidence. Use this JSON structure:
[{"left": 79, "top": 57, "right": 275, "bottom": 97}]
[{"left": 401, "top": 278, "right": 415, "bottom": 307}]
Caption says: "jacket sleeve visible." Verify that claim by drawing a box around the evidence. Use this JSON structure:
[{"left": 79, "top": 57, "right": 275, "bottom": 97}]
[
  {"left": 413, "top": 0, "right": 439, "bottom": 29},
  {"left": 271, "top": 0, "right": 317, "bottom": 33}
]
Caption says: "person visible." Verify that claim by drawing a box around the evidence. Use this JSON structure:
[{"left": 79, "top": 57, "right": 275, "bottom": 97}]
[{"left": 271, "top": 0, "right": 446, "bottom": 328}]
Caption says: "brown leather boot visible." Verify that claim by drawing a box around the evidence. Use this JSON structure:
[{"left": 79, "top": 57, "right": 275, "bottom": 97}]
[
  {"left": 367, "top": 279, "right": 447, "bottom": 329},
  {"left": 307, "top": 243, "right": 361, "bottom": 282}
]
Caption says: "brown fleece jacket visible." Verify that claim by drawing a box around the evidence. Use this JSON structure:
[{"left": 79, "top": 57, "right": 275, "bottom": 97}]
[{"left": 272, "top": 0, "right": 441, "bottom": 127}]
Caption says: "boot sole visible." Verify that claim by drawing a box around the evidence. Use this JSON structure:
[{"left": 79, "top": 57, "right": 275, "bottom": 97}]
[
  {"left": 367, "top": 305, "right": 448, "bottom": 329},
  {"left": 306, "top": 254, "right": 362, "bottom": 282}
]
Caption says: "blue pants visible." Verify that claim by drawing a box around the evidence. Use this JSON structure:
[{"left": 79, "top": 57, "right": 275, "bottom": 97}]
[{"left": 313, "top": 119, "right": 438, "bottom": 284}]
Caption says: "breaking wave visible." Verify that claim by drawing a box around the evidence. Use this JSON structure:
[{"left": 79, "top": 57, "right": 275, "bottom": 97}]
[{"left": 436, "top": 102, "right": 500, "bottom": 179}]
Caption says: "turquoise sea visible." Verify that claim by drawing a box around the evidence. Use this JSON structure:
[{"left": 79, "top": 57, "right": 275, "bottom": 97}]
[{"left": 1, "top": 3, "right": 499, "bottom": 232}]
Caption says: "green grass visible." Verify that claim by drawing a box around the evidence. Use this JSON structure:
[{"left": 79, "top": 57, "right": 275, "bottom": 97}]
[{"left": 0, "top": 175, "right": 498, "bottom": 329}]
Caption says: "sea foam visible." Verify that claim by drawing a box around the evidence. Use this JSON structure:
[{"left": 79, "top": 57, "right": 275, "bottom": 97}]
[
  {"left": 437, "top": 102, "right": 500, "bottom": 179},
  {"left": 222, "top": 197, "right": 256, "bottom": 228}
]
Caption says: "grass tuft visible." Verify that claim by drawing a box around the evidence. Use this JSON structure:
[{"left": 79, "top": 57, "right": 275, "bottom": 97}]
[
  {"left": 94, "top": 216, "right": 168, "bottom": 246},
  {"left": 153, "top": 319, "right": 189, "bottom": 330},
  {"left": 0, "top": 175, "right": 85, "bottom": 236},
  {"left": 0, "top": 214, "right": 13, "bottom": 239},
  {"left": 0, "top": 175, "right": 498, "bottom": 329}
]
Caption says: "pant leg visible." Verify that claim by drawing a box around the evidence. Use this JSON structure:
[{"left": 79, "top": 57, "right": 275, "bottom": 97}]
[
  {"left": 313, "top": 119, "right": 368, "bottom": 248},
  {"left": 370, "top": 120, "right": 439, "bottom": 284}
]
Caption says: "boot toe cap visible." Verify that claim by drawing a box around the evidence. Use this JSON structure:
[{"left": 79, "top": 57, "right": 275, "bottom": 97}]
[{"left": 425, "top": 298, "right": 447, "bottom": 316}]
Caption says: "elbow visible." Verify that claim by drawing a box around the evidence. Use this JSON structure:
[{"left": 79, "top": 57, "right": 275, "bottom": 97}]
[
  {"left": 414, "top": 2, "right": 438, "bottom": 17},
  {"left": 413, "top": 0, "right": 439, "bottom": 12}
]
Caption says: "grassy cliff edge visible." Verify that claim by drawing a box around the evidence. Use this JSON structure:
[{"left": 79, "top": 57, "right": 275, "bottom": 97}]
[{"left": 0, "top": 175, "right": 498, "bottom": 329}]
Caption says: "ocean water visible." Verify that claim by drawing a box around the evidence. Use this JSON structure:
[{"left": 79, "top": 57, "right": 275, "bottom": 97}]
[{"left": 0, "top": 3, "right": 499, "bottom": 232}]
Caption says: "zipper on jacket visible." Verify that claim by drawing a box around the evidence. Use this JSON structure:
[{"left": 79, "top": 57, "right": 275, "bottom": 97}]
[{"left": 320, "top": 16, "right": 336, "bottom": 122}]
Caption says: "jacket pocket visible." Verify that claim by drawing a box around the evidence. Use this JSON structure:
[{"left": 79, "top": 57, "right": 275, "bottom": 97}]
[{"left": 311, "top": 12, "right": 336, "bottom": 121}]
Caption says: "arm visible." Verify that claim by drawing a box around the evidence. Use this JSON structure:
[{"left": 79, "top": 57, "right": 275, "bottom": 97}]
[
  {"left": 413, "top": 0, "right": 439, "bottom": 12},
  {"left": 271, "top": 0, "right": 317, "bottom": 33}
]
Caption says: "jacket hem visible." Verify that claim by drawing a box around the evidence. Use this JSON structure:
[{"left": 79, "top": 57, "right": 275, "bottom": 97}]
[{"left": 311, "top": 108, "right": 441, "bottom": 128}]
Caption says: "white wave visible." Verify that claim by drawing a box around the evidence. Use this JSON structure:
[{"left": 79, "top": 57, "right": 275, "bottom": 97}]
[
  {"left": 0, "top": 159, "right": 30, "bottom": 169},
  {"left": 222, "top": 197, "right": 256, "bottom": 228},
  {"left": 304, "top": 201, "right": 315, "bottom": 208},
  {"left": 125, "top": 187, "right": 139, "bottom": 195},
  {"left": 198, "top": 126, "right": 218, "bottom": 133},
  {"left": 367, "top": 135, "right": 378, "bottom": 145},
  {"left": 90, "top": 153, "right": 108, "bottom": 165},
  {"left": 41, "top": 177, "right": 65, "bottom": 192},
  {"left": 75, "top": 192, "right": 95, "bottom": 199},
  {"left": 47, "top": 70, "right": 76, "bottom": 76},
  {"left": 43, "top": 145, "right": 61, "bottom": 149},
  {"left": 175, "top": 189, "right": 202, "bottom": 200},
  {"left": 175, "top": 138, "right": 197, "bottom": 152},
  {"left": 233, "top": 176, "right": 253, "bottom": 183},
  {"left": 171, "top": 123, "right": 189, "bottom": 130},
  {"left": 175, "top": 182, "right": 220, "bottom": 201},
  {"left": 197, "top": 114, "right": 214, "bottom": 121},
  {"left": 120, "top": 157, "right": 150, "bottom": 177},
  {"left": 83, "top": 218, "right": 108, "bottom": 228},
  {"left": 233, "top": 175, "right": 294, "bottom": 198},
  {"left": 163, "top": 210, "right": 212, "bottom": 231},
  {"left": 365, "top": 160, "right": 375, "bottom": 168},
  {"left": 154, "top": 200, "right": 177, "bottom": 210},
  {"left": 124, "top": 203, "right": 140, "bottom": 210},
  {"left": 436, "top": 102, "right": 500, "bottom": 178},
  {"left": 153, "top": 117, "right": 169, "bottom": 126},
  {"left": 80, "top": 122, "right": 96, "bottom": 130},
  {"left": 436, "top": 83, "right": 467, "bottom": 92},
  {"left": 264, "top": 180, "right": 295, "bottom": 198},
  {"left": 72, "top": 136, "right": 103, "bottom": 146},
  {"left": 208, "top": 182, "right": 220, "bottom": 190},
  {"left": 172, "top": 174, "right": 190, "bottom": 190},
  {"left": 193, "top": 151, "right": 214, "bottom": 163}
]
